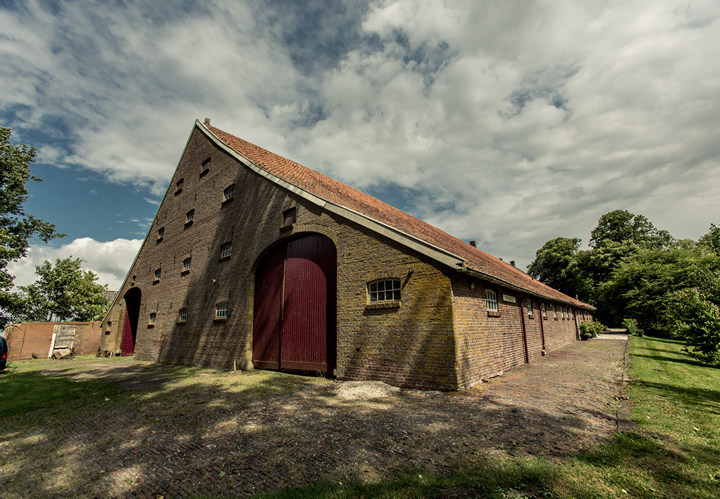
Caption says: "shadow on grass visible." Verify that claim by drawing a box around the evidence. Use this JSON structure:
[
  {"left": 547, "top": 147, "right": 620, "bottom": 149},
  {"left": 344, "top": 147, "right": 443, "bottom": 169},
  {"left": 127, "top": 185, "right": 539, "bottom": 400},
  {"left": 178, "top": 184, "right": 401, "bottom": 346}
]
[{"left": 631, "top": 353, "right": 708, "bottom": 368}]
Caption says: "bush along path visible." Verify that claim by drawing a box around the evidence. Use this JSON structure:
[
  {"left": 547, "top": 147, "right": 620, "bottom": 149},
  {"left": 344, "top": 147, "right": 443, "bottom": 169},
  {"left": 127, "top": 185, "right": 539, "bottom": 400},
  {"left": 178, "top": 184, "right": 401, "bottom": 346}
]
[{"left": 0, "top": 338, "right": 637, "bottom": 498}]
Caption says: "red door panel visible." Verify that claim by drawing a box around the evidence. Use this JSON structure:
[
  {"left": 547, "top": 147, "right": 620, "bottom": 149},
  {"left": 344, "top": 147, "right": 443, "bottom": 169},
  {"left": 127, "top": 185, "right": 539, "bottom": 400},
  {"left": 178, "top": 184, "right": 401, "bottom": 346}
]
[
  {"left": 282, "top": 235, "right": 330, "bottom": 371},
  {"left": 253, "top": 244, "right": 286, "bottom": 369},
  {"left": 120, "top": 310, "right": 135, "bottom": 356}
]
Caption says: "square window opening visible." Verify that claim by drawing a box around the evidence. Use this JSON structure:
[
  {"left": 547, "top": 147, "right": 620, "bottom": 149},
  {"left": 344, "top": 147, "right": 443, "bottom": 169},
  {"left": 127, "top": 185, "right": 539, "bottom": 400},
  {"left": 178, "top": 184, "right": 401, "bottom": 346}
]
[
  {"left": 486, "top": 289, "right": 498, "bottom": 312},
  {"left": 220, "top": 242, "right": 232, "bottom": 258},
  {"left": 368, "top": 279, "right": 401, "bottom": 303},
  {"left": 183, "top": 258, "right": 191, "bottom": 271},
  {"left": 186, "top": 209, "right": 194, "bottom": 223},
  {"left": 216, "top": 303, "right": 228, "bottom": 319},
  {"left": 223, "top": 185, "right": 235, "bottom": 202},
  {"left": 179, "top": 309, "right": 187, "bottom": 322},
  {"left": 283, "top": 207, "right": 296, "bottom": 227}
]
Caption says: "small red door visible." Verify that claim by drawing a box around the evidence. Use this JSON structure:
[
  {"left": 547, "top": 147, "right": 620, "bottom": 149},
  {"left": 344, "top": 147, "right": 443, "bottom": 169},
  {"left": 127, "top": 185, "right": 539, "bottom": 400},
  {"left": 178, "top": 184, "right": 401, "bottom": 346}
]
[
  {"left": 252, "top": 245, "right": 286, "bottom": 369},
  {"left": 253, "top": 234, "right": 336, "bottom": 373},
  {"left": 120, "top": 287, "right": 141, "bottom": 356},
  {"left": 120, "top": 311, "right": 135, "bottom": 356}
]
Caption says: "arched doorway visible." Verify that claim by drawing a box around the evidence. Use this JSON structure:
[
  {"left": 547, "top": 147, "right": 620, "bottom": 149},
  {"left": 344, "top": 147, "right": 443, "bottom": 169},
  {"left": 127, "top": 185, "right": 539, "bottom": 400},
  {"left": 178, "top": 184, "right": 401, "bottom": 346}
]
[
  {"left": 253, "top": 234, "right": 336, "bottom": 373},
  {"left": 120, "top": 287, "right": 141, "bottom": 356}
]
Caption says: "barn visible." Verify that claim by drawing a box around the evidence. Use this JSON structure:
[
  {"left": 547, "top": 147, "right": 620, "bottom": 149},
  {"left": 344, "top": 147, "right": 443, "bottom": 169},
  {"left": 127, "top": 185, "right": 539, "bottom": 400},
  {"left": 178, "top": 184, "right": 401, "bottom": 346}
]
[{"left": 101, "top": 119, "right": 594, "bottom": 390}]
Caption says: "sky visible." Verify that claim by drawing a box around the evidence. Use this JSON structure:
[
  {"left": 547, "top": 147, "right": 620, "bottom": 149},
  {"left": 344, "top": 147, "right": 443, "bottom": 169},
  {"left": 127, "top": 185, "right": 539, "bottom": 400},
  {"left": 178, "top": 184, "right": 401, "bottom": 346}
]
[{"left": 1, "top": 0, "right": 719, "bottom": 290}]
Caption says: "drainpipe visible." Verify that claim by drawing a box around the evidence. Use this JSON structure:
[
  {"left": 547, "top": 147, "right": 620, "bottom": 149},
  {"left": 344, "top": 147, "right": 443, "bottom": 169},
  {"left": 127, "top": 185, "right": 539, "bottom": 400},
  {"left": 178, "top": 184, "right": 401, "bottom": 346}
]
[
  {"left": 519, "top": 296, "right": 530, "bottom": 364},
  {"left": 538, "top": 301, "right": 547, "bottom": 355}
]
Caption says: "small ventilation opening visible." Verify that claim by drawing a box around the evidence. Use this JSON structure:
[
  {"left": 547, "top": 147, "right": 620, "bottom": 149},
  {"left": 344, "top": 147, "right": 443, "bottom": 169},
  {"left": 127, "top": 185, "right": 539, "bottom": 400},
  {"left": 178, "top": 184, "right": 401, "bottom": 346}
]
[{"left": 283, "top": 207, "right": 296, "bottom": 227}]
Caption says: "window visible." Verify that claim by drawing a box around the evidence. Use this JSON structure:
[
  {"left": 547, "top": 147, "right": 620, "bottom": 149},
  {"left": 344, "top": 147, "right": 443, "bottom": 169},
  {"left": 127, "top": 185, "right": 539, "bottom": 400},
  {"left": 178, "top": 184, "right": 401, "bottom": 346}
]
[
  {"left": 283, "top": 207, "right": 296, "bottom": 227},
  {"left": 157, "top": 227, "right": 165, "bottom": 240},
  {"left": 215, "top": 303, "right": 228, "bottom": 319},
  {"left": 186, "top": 209, "right": 194, "bottom": 224},
  {"left": 368, "top": 279, "right": 401, "bottom": 303},
  {"left": 183, "top": 258, "right": 191, "bottom": 271},
  {"left": 527, "top": 300, "right": 533, "bottom": 316},
  {"left": 552, "top": 304, "right": 557, "bottom": 318},
  {"left": 178, "top": 308, "right": 187, "bottom": 322},
  {"left": 200, "top": 157, "right": 210, "bottom": 175},
  {"left": 223, "top": 184, "right": 235, "bottom": 202},
  {"left": 220, "top": 242, "right": 232, "bottom": 258},
  {"left": 154, "top": 268, "right": 161, "bottom": 281},
  {"left": 175, "top": 178, "right": 184, "bottom": 195},
  {"left": 149, "top": 313, "right": 156, "bottom": 324},
  {"left": 542, "top": 303, "right": 547, "bottom": 317},
  {"left": 486, "top": 290, "right": 498, "bottom": 311},
  {"left": 105, "top": 321, "right": 112, "bottom": 332}
]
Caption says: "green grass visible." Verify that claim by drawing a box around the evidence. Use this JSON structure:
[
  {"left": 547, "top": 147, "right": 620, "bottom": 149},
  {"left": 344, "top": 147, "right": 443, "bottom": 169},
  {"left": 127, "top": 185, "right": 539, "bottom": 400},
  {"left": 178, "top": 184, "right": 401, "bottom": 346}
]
[
  {"left": 248, "top": 337, "right": 720, "bottom": 499},
  {"left": 0, "top": 371, "right": 118, "bottom": 418}
]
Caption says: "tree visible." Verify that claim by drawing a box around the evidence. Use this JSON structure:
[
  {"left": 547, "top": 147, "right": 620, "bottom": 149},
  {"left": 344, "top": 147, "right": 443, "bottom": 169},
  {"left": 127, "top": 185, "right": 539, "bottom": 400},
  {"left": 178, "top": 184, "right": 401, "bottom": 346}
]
[
  {"left": 527, "top": 237, "right": 591, "bottom": 301},
  {"left": 17, "top": 257, "right": 109, "bottom": 322},
  {"left": 698, "top": 223, "right": 720, "bottom": 255},
  {"left": 589, "top": 209, "right": 673, "bottom": 250},
  {"left": 597, "top": 246, "right": 720, "bottom": 331},
  {"left": 0, "top": 127, "right": 63, "bottom": 325},
  {"left": 665, "top": 288, "right": 720, "bottom": 367}
]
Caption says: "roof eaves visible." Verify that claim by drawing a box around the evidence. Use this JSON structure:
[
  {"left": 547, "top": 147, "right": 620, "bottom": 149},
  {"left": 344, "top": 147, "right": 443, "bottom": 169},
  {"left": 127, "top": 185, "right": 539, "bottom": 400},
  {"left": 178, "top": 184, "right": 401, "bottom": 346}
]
[{"left": 458, "top": 267, "right": 596, "bottom": 311}]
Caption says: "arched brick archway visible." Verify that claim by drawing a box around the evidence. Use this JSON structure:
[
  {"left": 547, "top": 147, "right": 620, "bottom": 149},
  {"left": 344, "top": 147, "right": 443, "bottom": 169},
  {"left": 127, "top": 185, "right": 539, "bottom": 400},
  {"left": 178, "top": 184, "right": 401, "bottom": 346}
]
[
  {"left": 253, "top": 233, "right": 336, "bottom": 373},
  {"left": 120, "top": 287, "right": 141, "bottom": 356}
]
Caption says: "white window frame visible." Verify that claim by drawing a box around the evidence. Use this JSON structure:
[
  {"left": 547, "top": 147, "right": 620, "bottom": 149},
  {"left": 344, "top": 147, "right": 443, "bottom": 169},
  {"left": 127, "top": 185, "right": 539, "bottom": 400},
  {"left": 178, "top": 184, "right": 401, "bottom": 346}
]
[
  {"left": 368, "top": 279, "right": 401, "bottom": 303},
  {"left": 179, "top": 308, "right": 187, "bottom": 322},
  {"left": 552, "top": 304, "right": 557, "bottom": 318},
  {"left": 542, "top": 302, "right": 547, "bottom": 317},
  {"left": 215, "top": 303, "right": 228, "bottom": 319},
  {"left": 186, "top": 209, "right": 194, "bottom": 223},
  {"left": 183, "top": 258, "right": 191, "bottom": 271},
  {"left": 221, "top": 242, "right": 232, "bottom": 258},
  {"left": 223, "top": 184, "right": 235, "bottom": 202},
  {"left": 149, "top": 313, "right": 156, "bottom": 324},
  {"left": 527, "top": 299, "right": 533, "bottom": 316},
  {"left": 486, "top": 290, "right": 498, "bottom": 312}
]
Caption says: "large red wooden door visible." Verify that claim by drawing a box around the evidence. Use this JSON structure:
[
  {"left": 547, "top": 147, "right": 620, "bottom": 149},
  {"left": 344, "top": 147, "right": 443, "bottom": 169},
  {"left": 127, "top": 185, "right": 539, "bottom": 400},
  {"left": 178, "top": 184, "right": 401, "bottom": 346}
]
[{"left": 253, "top": 234, "right": 336, "bottom": 373}]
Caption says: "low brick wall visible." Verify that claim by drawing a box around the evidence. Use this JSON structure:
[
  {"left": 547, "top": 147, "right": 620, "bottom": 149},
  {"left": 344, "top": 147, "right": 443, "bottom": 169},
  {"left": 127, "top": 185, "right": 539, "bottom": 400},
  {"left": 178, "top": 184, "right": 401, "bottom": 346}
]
[{"left": 4, "top": 322, "right": 102, "bottom": 361}]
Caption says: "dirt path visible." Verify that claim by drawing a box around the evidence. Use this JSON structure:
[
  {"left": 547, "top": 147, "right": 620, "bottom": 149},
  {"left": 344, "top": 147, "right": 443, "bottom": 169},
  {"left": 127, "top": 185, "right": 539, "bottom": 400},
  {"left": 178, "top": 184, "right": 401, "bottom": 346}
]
[{"left": 0, "top": 338, "right": 628, "bottom": 498}]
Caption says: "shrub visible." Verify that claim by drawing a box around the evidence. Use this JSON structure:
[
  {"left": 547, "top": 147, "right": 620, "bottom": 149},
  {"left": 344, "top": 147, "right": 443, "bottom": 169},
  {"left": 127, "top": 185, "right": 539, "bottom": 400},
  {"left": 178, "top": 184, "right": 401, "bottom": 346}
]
[
  {"left": 623, "top": 318, "right": 643, "bottom": 336},
  {"left": 665, "top": 289, "right": 720, "bottom": 366}
]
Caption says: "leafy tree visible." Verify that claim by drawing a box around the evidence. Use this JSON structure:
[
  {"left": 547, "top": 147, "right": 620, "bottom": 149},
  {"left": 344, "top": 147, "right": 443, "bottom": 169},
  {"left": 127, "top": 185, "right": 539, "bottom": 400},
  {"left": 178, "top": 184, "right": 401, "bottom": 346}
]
[
  {"left": 597, "top": 246, "right": 720, "bottom": 331},
  {"left": 527, "top": 237, "right": 591, "bottom": 301},
  {"left": 0, "top": 127, "right": 63, "bottom": 325},
  {"left": 589, "top": 209, "right": 673, "bottom": 250},
  {"left": 665, "top": 288, "right": 720, "bottom": 367},
  {"left": 698, "top": 223, "right": 720, "bottom": 255},
  {"left": 16, "top": 257, "right": 109, "bottom": 322}
]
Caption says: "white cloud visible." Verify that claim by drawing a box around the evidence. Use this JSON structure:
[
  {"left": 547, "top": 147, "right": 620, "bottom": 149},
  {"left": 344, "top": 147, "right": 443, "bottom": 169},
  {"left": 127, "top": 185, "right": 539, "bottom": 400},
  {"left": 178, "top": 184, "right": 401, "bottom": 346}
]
[
  {"left": 1, "top": 0, "right": 719, "bottom": 272},
  {"left": 8, "top": 238, "right": 143, "bottom": 290}
]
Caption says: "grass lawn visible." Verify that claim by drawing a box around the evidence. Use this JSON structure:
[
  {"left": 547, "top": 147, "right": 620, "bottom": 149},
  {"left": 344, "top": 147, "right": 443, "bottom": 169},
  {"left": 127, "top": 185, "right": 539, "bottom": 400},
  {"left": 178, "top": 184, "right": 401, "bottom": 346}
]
[{"left": 253, "top": 337, "right": 720, "bottom": 499}]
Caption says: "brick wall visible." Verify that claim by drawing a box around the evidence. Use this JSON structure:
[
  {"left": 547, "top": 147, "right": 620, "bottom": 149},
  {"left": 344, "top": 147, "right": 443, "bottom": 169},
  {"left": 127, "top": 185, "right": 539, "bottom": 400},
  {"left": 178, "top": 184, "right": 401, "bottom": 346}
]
[
  {"left": 451, "top": 277, "right": 583, "bottom": 389},
  {"left": 4, "top": 322, "right": 101, "bottom": 361},
  {"left": 101, "top": 127, "right": 591, "bottom": 390}
]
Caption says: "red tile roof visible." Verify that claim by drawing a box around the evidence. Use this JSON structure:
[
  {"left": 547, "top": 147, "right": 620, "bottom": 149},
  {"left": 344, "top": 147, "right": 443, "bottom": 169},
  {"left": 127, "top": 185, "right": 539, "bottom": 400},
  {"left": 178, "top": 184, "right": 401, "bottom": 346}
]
[{"left": 206, "top": 123, "right": 593, "bottom": 310}]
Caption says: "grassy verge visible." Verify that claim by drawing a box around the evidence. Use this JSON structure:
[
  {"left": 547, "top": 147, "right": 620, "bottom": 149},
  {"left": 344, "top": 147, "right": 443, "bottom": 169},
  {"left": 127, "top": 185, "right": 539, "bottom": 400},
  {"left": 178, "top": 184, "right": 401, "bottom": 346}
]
[{"left": 251, "top": 337, "right": 720, "bottom": 499}]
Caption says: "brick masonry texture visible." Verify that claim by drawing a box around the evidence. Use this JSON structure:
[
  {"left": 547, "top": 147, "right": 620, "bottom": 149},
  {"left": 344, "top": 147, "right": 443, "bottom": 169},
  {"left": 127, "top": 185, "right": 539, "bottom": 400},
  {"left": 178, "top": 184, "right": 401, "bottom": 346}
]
[
  {"left": 4, "top": 322, "right": 101, "bottom": 361},
  {"left": 102, "top": 124, "right": 595, "bottom": 390}
]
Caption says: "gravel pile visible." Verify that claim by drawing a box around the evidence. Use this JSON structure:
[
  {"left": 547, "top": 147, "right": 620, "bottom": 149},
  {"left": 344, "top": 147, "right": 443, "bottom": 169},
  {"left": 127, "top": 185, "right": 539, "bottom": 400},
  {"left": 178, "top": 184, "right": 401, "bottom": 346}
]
[{"left": 335, "top": 380, "right": 401, "bottom": 400}]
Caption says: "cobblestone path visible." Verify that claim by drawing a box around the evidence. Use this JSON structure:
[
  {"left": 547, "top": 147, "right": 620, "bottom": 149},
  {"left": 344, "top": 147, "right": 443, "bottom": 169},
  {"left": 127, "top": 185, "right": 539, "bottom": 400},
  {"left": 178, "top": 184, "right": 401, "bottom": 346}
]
[{"left": 0, "top": 338, "right": 628, "bottom": 498}]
